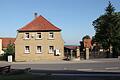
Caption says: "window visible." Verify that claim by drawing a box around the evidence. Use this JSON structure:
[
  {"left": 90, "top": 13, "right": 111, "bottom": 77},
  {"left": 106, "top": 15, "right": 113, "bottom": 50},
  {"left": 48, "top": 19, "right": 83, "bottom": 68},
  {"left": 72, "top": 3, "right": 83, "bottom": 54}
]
[
  {"left": 36, "top": 33, "right": 42, "bottom": 39},
  {"left": 24, "top": 33, "right": 30, "bottom": 39},
  {"left": 49, "top": 32, "right": 54, "bottom": 39},
  {"left": 25, "top": 46, "right": 30, "bottom": 53},
  {"left": 49, "top": 46, "right": 54, "bottom": 53},
  {"left": 36, "top": 46, "right": 42, "bottom": 53}
]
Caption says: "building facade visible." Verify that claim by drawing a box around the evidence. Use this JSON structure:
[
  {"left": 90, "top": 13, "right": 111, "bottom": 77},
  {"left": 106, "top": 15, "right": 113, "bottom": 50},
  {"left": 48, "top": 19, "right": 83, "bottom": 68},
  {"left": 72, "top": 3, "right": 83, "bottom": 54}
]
[
  {"left": 83, "top": 38, "right": 92, "bottom": 49},
  {"left": 64, "top": 45, "right": 80, "bottom": 59},
  {"left": 15, "top": 15, "right": 64, "bottom": 61},
  {"left": 0, "top": 39, "right": 4, "bottom": 55},
  {"left": 0, "top": 38, "right": 15, "bottom": 55}
]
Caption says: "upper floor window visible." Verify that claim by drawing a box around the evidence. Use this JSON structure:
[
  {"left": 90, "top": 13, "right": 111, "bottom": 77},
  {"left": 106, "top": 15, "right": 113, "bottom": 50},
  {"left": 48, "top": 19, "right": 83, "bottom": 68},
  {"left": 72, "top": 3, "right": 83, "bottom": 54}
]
[
  {"left": 24, "top": 33, "right": 30, "bottom": 39},
  {"left": 36, "top": 33, "right": 42, "bottom": 39},
  {"left": 49, "top": 32, "right": 54, "bottom": 39},
  {"left": 36, "top": 46, "right": 42, "bottom": 53},
  {"left": 49, "top": 46, "right": 54, "bottom": 53},
  {"left": 25, "top": 46, "right": 30, "bottom": 53}
]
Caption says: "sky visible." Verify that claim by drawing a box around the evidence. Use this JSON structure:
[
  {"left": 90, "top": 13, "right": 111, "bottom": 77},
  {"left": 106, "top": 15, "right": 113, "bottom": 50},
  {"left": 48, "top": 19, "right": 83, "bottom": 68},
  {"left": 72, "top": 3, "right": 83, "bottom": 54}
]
[{"left": 0, "top": 0, "right": 120, "bottom": 45}]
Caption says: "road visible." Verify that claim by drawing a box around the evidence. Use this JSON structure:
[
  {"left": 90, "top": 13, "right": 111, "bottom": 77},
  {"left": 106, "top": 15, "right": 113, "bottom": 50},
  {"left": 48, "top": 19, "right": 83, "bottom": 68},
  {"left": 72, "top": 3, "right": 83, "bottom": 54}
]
[
  {"left": 0, "top": 58, "right": 120, "bottom": 72},
  {"left": 10, "top": 62, "right": 120, "bottom": 72},
  {"left": 0, "top": 58, "right": 120, "bottom": 80}
]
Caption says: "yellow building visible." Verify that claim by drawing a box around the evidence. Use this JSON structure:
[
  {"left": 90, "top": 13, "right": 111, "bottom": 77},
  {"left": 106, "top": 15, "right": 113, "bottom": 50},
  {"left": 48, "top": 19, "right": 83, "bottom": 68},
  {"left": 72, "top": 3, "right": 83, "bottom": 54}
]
[{"left": 15, "top": 15, "right": 64, "bottom": 61}]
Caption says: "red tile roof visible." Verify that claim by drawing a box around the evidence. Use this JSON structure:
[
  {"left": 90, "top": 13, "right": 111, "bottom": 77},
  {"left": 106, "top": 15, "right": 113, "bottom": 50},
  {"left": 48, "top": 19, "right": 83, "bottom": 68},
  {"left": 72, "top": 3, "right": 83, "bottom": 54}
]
[
  {"left": 64, "top": 45, "right": 79, "bottom": 50},
  {"left": 18, "top": 15, "right": 61, "bottom": 32},
  {"left": 0, "top": 38, "right": 16, "bottom": 48}
]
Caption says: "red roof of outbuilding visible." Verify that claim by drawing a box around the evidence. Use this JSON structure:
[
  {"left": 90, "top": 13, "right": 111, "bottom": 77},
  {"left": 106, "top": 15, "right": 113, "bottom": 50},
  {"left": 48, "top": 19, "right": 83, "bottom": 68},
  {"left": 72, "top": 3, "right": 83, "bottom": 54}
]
[
  {"left": 64, "top": 45, "right": 79, "bottom": 50},
  {"left": 0, "top": 38, "right": 16, "bottom": 48},
  {"left": 18, "top": 15, "right": 61, "bottom": 32}
]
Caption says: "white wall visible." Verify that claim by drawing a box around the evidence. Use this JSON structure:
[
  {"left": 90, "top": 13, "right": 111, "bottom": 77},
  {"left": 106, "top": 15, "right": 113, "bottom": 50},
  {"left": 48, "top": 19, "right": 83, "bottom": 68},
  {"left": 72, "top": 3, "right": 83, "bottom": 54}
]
[
  {"left": 0, "top": 39, "right": 4, "bottom": 54},
  {"left": 0, "top": 39, "right": 2, "bottom": 53}
]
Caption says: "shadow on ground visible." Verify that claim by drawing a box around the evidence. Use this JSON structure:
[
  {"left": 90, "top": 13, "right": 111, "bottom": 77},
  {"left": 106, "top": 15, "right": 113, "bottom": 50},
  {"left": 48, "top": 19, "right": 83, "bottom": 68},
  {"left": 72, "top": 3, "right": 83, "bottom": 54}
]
[{"left": 0, "top": 69, "right": 120, "bottom": 80}]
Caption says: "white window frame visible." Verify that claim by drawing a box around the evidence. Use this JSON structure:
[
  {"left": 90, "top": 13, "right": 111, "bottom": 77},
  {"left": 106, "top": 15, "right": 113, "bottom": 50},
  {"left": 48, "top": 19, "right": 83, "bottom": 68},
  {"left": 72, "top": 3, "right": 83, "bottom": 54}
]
[
  {"left": 36, "top": 46, "right": 42, "bottom": 53},
  {"left": 49, "top": 32, "right": 54, "bottom": 39},
  {"left": 49, "top": 46, "right": 54, "bottom": 53},
  {"left": 36, "top": 32, "right": 42, "bottom": 39},
  {"left": 24, "top": 33, "right": 30, "bottom": 39},
  {"left": 24, "top": 46, "right": 30, "bottom": 53}
]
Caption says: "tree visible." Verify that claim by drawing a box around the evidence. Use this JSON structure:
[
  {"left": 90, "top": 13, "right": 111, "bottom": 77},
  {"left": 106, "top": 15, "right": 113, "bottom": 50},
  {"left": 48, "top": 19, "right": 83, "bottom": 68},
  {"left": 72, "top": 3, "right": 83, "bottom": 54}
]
[
  {"left": 112, "top": 12, "right": 120, "bottom": 56},
  {"left": 93, "top": 1, "right": 120, "bottom": 57},
  {"left": 4, "top": 42, "right": 15, "bottom": 61},
  {"left": 82, "top": 35, "right": 90, "bottom": 41}
]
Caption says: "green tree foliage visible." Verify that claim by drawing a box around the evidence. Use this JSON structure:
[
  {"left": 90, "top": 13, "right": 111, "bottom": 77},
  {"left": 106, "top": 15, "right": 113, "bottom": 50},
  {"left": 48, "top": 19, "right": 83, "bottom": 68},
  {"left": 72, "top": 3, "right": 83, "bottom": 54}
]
[
  {"left": 4, "top": 42, "right": 15, "bottom": 61},
  {"left": 92, "top": 1, "right": 120, "bottom": 57}
]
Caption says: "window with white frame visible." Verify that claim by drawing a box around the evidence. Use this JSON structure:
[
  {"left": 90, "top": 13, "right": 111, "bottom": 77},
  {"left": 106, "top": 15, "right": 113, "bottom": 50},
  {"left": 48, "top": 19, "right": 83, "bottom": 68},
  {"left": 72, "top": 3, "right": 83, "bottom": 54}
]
[
  {"left": 36, "top": 33, "right": 42, "bottom": 39},
  {"left": 49, "top": 46, "right": 54, "bottom": 53},
  {"left": 36, "top": 46, "right": 42, "bottom": 53},
  {"left": 49, "top": 32, "right": 54, "bottom": 39},
  {"left": 25, "top": 46, "right": 30, "bottom": 53},
  {"left": 24, "top": 33, "right": 30, "bottom": 39}
]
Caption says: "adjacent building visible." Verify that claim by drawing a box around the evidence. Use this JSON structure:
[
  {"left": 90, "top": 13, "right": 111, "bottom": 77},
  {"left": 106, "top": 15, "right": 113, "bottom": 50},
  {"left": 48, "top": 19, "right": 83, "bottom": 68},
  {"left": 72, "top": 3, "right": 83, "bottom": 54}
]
[
  {"left": 83, "top": 38, "right": 92, "bottom": 49},
  {"left": 15, "top": 15, "right": 64, "bottom": 61},
  {"left": 0, "top": 38, "right": 15, "bottom": 55},
  {"left": 64, "top": 45, "right": 80, "bottom": 59}
]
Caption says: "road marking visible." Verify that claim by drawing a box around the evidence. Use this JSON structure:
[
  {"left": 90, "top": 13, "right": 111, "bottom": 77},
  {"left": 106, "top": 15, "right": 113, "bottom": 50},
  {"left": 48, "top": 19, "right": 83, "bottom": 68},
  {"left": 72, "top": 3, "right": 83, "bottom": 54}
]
[
  {"left": 76, "top": 69, "right": 92, "bottom": 71},
  {"left": 105, "top": 67, "right": 119, "bottom": 70}
]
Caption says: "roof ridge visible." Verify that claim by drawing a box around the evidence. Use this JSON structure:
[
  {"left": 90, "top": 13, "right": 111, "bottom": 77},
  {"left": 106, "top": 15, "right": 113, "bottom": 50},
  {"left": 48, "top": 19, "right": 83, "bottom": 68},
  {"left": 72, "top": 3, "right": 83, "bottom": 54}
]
[
  {"left": 39, "top": 15, "right": 61, "bottom": 30},
  {"left": 18, "top": 15, "right": 61, "bottom": 32}
]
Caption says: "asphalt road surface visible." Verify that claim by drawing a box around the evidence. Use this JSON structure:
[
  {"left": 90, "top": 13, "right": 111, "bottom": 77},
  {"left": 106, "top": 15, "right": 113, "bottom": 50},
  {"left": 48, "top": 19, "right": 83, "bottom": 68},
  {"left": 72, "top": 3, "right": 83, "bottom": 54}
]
[
  {"left": 0, "top": 59, "right": 120, "bottom": 80},
  {"left": 11, "top": 61, "right": 120, "bottom": 72},
  {"left": 0, "top": 58, "right": 120, "bottom": 72}
]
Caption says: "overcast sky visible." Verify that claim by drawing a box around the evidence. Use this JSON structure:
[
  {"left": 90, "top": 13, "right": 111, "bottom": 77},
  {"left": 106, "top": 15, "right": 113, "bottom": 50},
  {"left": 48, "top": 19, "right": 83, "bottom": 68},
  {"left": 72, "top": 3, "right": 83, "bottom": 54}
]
[{"left": 0, "top": 0, "right": 120, "bottom": 45}]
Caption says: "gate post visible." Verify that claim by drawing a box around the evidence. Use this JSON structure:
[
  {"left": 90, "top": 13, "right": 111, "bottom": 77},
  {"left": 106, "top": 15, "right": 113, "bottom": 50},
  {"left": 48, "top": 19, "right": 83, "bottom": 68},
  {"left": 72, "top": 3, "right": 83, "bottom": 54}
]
[{"left": 86, "top": 48, "right": 89, "bottom": 60}]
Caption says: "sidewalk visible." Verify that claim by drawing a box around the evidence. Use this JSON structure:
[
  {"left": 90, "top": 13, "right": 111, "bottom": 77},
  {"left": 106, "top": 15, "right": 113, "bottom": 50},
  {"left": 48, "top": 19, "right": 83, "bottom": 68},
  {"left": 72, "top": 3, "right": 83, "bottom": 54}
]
[
  {"left": 0, "top": 58, "right": 119, "bottom": 65},
  {"left": 0, "top": 60, "right": 94, "bottom": 64}
]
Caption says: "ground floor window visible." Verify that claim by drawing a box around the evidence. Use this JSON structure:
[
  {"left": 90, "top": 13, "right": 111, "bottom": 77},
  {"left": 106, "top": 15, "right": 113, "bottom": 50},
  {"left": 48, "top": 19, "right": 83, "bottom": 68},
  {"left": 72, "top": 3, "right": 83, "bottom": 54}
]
[
  {"left": 36, "top": 46, "right": 42, "bottom": 53},
  {"left": 49, "top": 46, "right": 54, "bottom": 53},
  {"left": 25, "top": 46, "right": 30, "bottom": 53}
]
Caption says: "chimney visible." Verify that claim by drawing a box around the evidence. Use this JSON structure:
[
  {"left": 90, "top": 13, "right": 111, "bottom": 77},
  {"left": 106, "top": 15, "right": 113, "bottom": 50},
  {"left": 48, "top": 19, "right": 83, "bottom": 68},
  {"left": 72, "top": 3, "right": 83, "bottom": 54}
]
[{"left": 34, "top": 13, "right": 38, "bottom": 18}]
